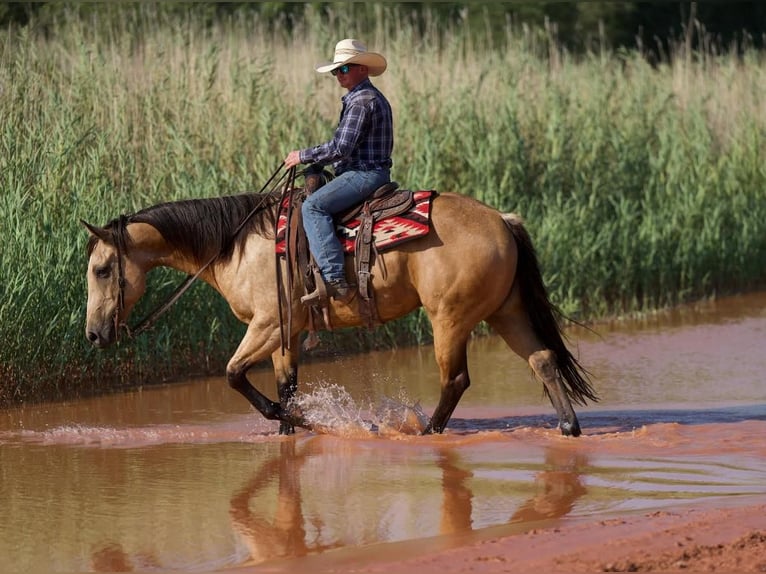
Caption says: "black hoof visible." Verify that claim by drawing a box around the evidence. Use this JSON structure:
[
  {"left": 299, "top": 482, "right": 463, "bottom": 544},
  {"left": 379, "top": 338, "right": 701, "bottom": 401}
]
[
  {"left": 421, "top": 419, "right": 444, "bottom": 435},
  {"left": 560, "top": 420, "right": 582, "bottom": 437},
  {"left": 280, "top": 406, "right": 309, "bottom": 432}
]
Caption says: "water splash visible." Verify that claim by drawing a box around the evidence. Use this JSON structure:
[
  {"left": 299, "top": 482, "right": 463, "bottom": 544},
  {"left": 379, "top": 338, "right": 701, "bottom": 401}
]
[
  {"left": 290, "top": 383, "right": 428, "bottom": 438},
  {"left": 373, "top": 394, "right": 429, "bottom": 436},
  {"left": 1, "top": 417, "right": 280, "bottom": 447}
]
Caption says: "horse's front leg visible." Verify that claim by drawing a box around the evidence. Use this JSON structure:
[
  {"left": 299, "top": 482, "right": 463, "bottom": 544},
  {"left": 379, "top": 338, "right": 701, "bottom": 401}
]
[
  {"left": 227, "top": 322, "right": 309, "bottom": 432},
  {"left": 271, "top": 338, "right": 300, "bottom": 435}
]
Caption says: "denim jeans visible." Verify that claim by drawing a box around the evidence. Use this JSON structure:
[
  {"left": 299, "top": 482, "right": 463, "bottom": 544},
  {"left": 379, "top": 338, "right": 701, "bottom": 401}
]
[{"left": 302, "top": 168, "right": 390, "bottom": 283}]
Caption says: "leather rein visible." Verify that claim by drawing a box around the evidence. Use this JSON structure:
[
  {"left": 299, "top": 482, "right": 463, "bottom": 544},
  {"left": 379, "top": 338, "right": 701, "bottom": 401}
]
[{"left": 112, "top": 163, "right": 292, "bottom": 340}]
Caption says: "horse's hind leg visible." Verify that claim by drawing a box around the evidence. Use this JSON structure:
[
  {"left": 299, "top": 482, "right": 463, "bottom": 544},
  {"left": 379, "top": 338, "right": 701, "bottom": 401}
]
[
  {"left": 423, "top": 322, "right": 472, "bottom": 434},
  {"left": 527, "top": 349, "right": 581, "bottom": 436},
  {"left": 487, "top": 302, "right": 581, "bottom": 437}
]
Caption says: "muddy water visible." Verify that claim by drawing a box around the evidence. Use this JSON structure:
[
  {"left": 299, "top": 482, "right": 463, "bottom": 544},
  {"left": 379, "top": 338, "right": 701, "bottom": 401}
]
[{"left": 1, "top": 293, "right": 765, "bottom": 573}]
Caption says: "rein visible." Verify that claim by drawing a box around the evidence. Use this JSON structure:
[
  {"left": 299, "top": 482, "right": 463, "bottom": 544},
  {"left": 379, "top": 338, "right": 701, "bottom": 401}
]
[
  {"left": 273, "top": 166, "right": 299, "bottom": 355},
  {"left": 114, "top": 163, "right": 289, "bottom": 339}
]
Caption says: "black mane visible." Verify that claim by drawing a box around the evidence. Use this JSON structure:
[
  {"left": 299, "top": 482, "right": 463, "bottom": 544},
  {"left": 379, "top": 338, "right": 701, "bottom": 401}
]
[{"left": 89, "top": 192, "right": 281, "bottom": 264}]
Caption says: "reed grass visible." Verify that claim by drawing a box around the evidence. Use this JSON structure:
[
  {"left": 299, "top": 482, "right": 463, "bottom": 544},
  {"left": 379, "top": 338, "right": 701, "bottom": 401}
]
[{"left": 2, "top": 5, "right": 765, "bottom": 403}]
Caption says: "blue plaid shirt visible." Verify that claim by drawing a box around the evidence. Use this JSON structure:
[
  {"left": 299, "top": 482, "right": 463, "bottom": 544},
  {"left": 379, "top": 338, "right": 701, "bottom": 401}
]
[{"left": 300, "top": 79, "right": 393, "bottom": 175}]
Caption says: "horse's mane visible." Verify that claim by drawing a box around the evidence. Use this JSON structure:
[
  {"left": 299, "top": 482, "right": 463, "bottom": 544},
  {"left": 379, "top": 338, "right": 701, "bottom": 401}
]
[{"left": 88, "top": 192, "right": 281, "bottom": 265}]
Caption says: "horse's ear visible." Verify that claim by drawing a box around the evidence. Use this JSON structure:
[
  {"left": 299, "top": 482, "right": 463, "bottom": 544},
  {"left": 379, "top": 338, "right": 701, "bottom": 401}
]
[{"left": 81, "top": 219, "right": 111, "bottom": 243}]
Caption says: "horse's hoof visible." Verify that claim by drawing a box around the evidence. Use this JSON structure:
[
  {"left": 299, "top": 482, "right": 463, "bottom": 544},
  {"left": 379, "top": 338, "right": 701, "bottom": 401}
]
[
  {"left": 282, "top": 406, "right": 310, "bottom": 431},
  {"left": 420, "top": 420, "right": 443, "bottom": 435},
  {"left": 560, "top": 420, "right": 582, "bottom": 437},
  {"left": 278, "top": 421, "right": 295, "bottom": 435}
]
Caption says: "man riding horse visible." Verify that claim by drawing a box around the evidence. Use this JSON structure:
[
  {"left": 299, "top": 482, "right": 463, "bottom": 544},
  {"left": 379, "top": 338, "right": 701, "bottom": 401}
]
[
  {"left": 283, "top": 38, "right": 393, "bottom": 306},
  {"left": 83, "top": 40, "right": 597, "bottom": 438}
]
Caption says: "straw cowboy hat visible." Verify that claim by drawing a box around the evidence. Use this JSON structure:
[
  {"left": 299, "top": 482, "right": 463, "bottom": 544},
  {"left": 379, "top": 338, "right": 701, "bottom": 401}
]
[{"left": 315, "top": 39, "right": 387, "bottom": 76}]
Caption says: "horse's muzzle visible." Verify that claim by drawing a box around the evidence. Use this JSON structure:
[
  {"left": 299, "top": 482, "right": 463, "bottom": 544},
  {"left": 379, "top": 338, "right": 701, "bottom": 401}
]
[{"left": 86, "top": 324, "right": 115, "bottom": 348}]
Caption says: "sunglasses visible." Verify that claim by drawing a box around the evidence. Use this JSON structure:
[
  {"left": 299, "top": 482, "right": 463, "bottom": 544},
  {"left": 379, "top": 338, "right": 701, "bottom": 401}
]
[{"left": 331, "top": 64, "right": 357, "bottom": 76}]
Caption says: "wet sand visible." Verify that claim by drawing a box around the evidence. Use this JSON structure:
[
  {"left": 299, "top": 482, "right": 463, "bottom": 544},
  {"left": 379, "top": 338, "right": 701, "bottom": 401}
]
[{"left": 264, "top": 499, "right": 766, "bottom": 573}]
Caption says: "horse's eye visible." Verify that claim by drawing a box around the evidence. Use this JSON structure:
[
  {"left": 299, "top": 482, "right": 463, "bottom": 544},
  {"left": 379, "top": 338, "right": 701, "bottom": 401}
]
[{"left": 94, "top": 265, "right": 111, "bottom": 279}]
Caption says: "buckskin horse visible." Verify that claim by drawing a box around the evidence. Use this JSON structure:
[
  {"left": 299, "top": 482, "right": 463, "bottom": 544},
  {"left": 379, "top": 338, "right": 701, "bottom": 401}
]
[{"left": 83, "top": 185, "right": 597, "bottom": 436}]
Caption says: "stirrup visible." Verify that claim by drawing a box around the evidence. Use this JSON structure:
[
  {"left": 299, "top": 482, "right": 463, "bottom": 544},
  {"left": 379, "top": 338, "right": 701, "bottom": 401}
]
[
  {"left": 301, "top": 278, "right": 328, "bottom": 306},
  {"left": 301, "top": 280, "right": 355, "bottom": 306},
  {"left": 301, "top": 287, "right": 327, "bottom": 306}
]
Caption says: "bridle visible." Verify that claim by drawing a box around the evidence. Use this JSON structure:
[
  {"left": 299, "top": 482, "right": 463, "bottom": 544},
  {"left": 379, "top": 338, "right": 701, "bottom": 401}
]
[
  {"left": 111, "top": 223, "right": 204, "bottom": 340},
  {"left": 110, "top": 163, "right": 291, "bottom": 340}
]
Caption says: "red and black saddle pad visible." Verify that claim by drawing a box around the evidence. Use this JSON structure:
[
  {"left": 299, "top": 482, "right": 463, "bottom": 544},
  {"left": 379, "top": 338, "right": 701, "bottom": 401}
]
[{"left": 275, "top": 190, "right": 435, "bottom": 254}]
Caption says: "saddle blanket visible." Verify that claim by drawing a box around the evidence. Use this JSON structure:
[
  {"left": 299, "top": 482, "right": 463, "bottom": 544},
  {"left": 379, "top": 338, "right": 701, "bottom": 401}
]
[{"left": 275, "top": 190, "right": 435, "bottom": 254}]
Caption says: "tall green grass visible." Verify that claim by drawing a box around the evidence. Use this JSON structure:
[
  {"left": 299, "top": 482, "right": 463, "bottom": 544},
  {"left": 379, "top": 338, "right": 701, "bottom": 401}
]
[{"left": 2, "top": 5, "right": 765, "bottom": 404}]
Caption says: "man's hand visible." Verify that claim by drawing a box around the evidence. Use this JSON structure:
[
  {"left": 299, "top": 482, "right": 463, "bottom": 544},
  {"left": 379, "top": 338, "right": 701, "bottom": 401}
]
[{"left": 284, "top": 150, "right": 302, "bottom": 169}]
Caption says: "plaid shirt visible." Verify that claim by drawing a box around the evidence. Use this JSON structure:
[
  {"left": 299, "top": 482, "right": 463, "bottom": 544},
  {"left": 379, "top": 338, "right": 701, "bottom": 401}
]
[{"left": 300, "top": 79, "right": 393, "bottom": 175}]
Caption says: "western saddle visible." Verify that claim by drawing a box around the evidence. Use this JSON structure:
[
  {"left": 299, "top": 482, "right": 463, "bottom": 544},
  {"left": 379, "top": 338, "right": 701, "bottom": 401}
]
[{"left": 280, "top": 167, "right": 416, "bottom": 341}]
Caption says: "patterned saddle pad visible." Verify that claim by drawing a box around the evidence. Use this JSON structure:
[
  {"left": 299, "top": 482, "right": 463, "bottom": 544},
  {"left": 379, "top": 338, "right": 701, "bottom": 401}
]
[{"left": 275, "top": 190, "right": 435, "bottom": 254}]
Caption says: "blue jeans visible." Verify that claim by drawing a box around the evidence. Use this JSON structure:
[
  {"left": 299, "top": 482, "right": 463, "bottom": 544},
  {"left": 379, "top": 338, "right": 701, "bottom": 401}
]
[{"left": 302, "top": 169, "right": 390, "bottom": 283}]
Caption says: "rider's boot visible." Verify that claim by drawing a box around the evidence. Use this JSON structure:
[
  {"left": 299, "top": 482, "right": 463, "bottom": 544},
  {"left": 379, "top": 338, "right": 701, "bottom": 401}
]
[{"left": 301, "top": 278, "right": 355, "bottom": 306}]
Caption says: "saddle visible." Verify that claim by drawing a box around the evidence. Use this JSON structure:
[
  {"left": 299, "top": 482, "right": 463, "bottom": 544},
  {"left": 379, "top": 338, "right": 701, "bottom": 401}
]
[
  {"left": 276, "top": 175, "right": 434, "bottom": 340},
  {"left": 339, "top": 182, "right": 410, "bottom": 224}
]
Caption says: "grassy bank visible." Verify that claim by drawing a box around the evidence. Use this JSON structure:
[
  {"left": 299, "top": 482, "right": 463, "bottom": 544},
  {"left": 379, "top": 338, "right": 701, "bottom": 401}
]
[{"left": 2, "top": 5, "right": 765, "bottom": 404}]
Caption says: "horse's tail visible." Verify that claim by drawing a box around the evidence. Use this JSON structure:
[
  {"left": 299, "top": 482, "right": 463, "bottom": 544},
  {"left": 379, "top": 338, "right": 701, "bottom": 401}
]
[{"left": 501, "top": 213, "right": 598, "bottom": 406}]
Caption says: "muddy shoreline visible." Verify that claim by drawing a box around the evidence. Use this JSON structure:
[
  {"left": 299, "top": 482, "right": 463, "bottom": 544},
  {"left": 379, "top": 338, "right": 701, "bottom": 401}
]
[{"left": 236, "top": 497, "right": 766, "bottom": 573}]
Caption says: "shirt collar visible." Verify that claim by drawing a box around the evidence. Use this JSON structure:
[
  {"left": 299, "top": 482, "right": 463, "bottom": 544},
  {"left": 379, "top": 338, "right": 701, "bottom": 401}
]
[{"left": 342, "top": 78, "right": 373, "bottom": 102}]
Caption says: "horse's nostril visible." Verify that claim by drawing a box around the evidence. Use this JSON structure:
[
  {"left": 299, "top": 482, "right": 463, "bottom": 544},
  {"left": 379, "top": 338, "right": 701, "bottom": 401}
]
[{"left": 87, "top": 331, "right": 99, "bottom": 343}]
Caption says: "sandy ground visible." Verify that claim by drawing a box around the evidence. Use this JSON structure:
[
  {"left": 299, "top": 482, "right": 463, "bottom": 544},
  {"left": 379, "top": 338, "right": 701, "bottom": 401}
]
[{"left": 240, "top": 498, "right": 766, "bottom": 573}]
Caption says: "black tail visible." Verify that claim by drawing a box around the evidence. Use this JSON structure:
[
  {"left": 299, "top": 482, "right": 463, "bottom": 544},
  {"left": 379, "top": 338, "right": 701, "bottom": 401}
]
[{"left": 502, "top": 214, "right": 598, "bottom": 406}]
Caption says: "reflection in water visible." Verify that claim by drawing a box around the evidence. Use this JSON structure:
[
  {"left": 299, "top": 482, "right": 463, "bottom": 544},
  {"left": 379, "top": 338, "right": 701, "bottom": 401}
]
[
  {"left": 224, "top": 441, "right": 590, "bottom": 566},
  {"left": 229, "top": 441, "right": 339, "bottom": 564},
  {"left": 229, "top": 443, "right": 480, "bottom": 565},
  {"left": 510, "top": 447, "right": 587, "bottom": 524},
  {"left": 90, "top": 543, "right": 161, "bottom": 572},
  {"left": 438, "top": 449, "right": 474, "bottom": 535}
]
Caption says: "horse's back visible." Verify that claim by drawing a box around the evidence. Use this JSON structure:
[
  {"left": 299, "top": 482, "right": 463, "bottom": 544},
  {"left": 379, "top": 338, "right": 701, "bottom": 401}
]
[
  {"left": 370, "top": 192, "right": 518, "bottom": 323},
  {"left": 431, "top": 191, "right": 514, "bottom": 240},
  {"left": 407, "top": 192, "right": 516, "bottom": 262}
]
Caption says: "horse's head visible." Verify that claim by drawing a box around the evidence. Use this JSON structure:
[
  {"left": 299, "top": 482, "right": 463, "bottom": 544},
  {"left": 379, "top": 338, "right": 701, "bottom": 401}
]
[{"left": 82, "top": 219, "right": 149, "bottom": 348}]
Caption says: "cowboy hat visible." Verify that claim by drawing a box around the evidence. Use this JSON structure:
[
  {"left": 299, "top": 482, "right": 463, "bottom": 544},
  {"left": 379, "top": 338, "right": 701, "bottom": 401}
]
[{"left": 315, "top": 38, "right": 387, "bottom": 76}]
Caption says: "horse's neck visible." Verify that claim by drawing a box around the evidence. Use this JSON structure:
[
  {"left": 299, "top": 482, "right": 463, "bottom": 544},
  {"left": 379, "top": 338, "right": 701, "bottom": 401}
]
[{"left": 128, "top": 222, "right": 204, "bottom": 277}]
